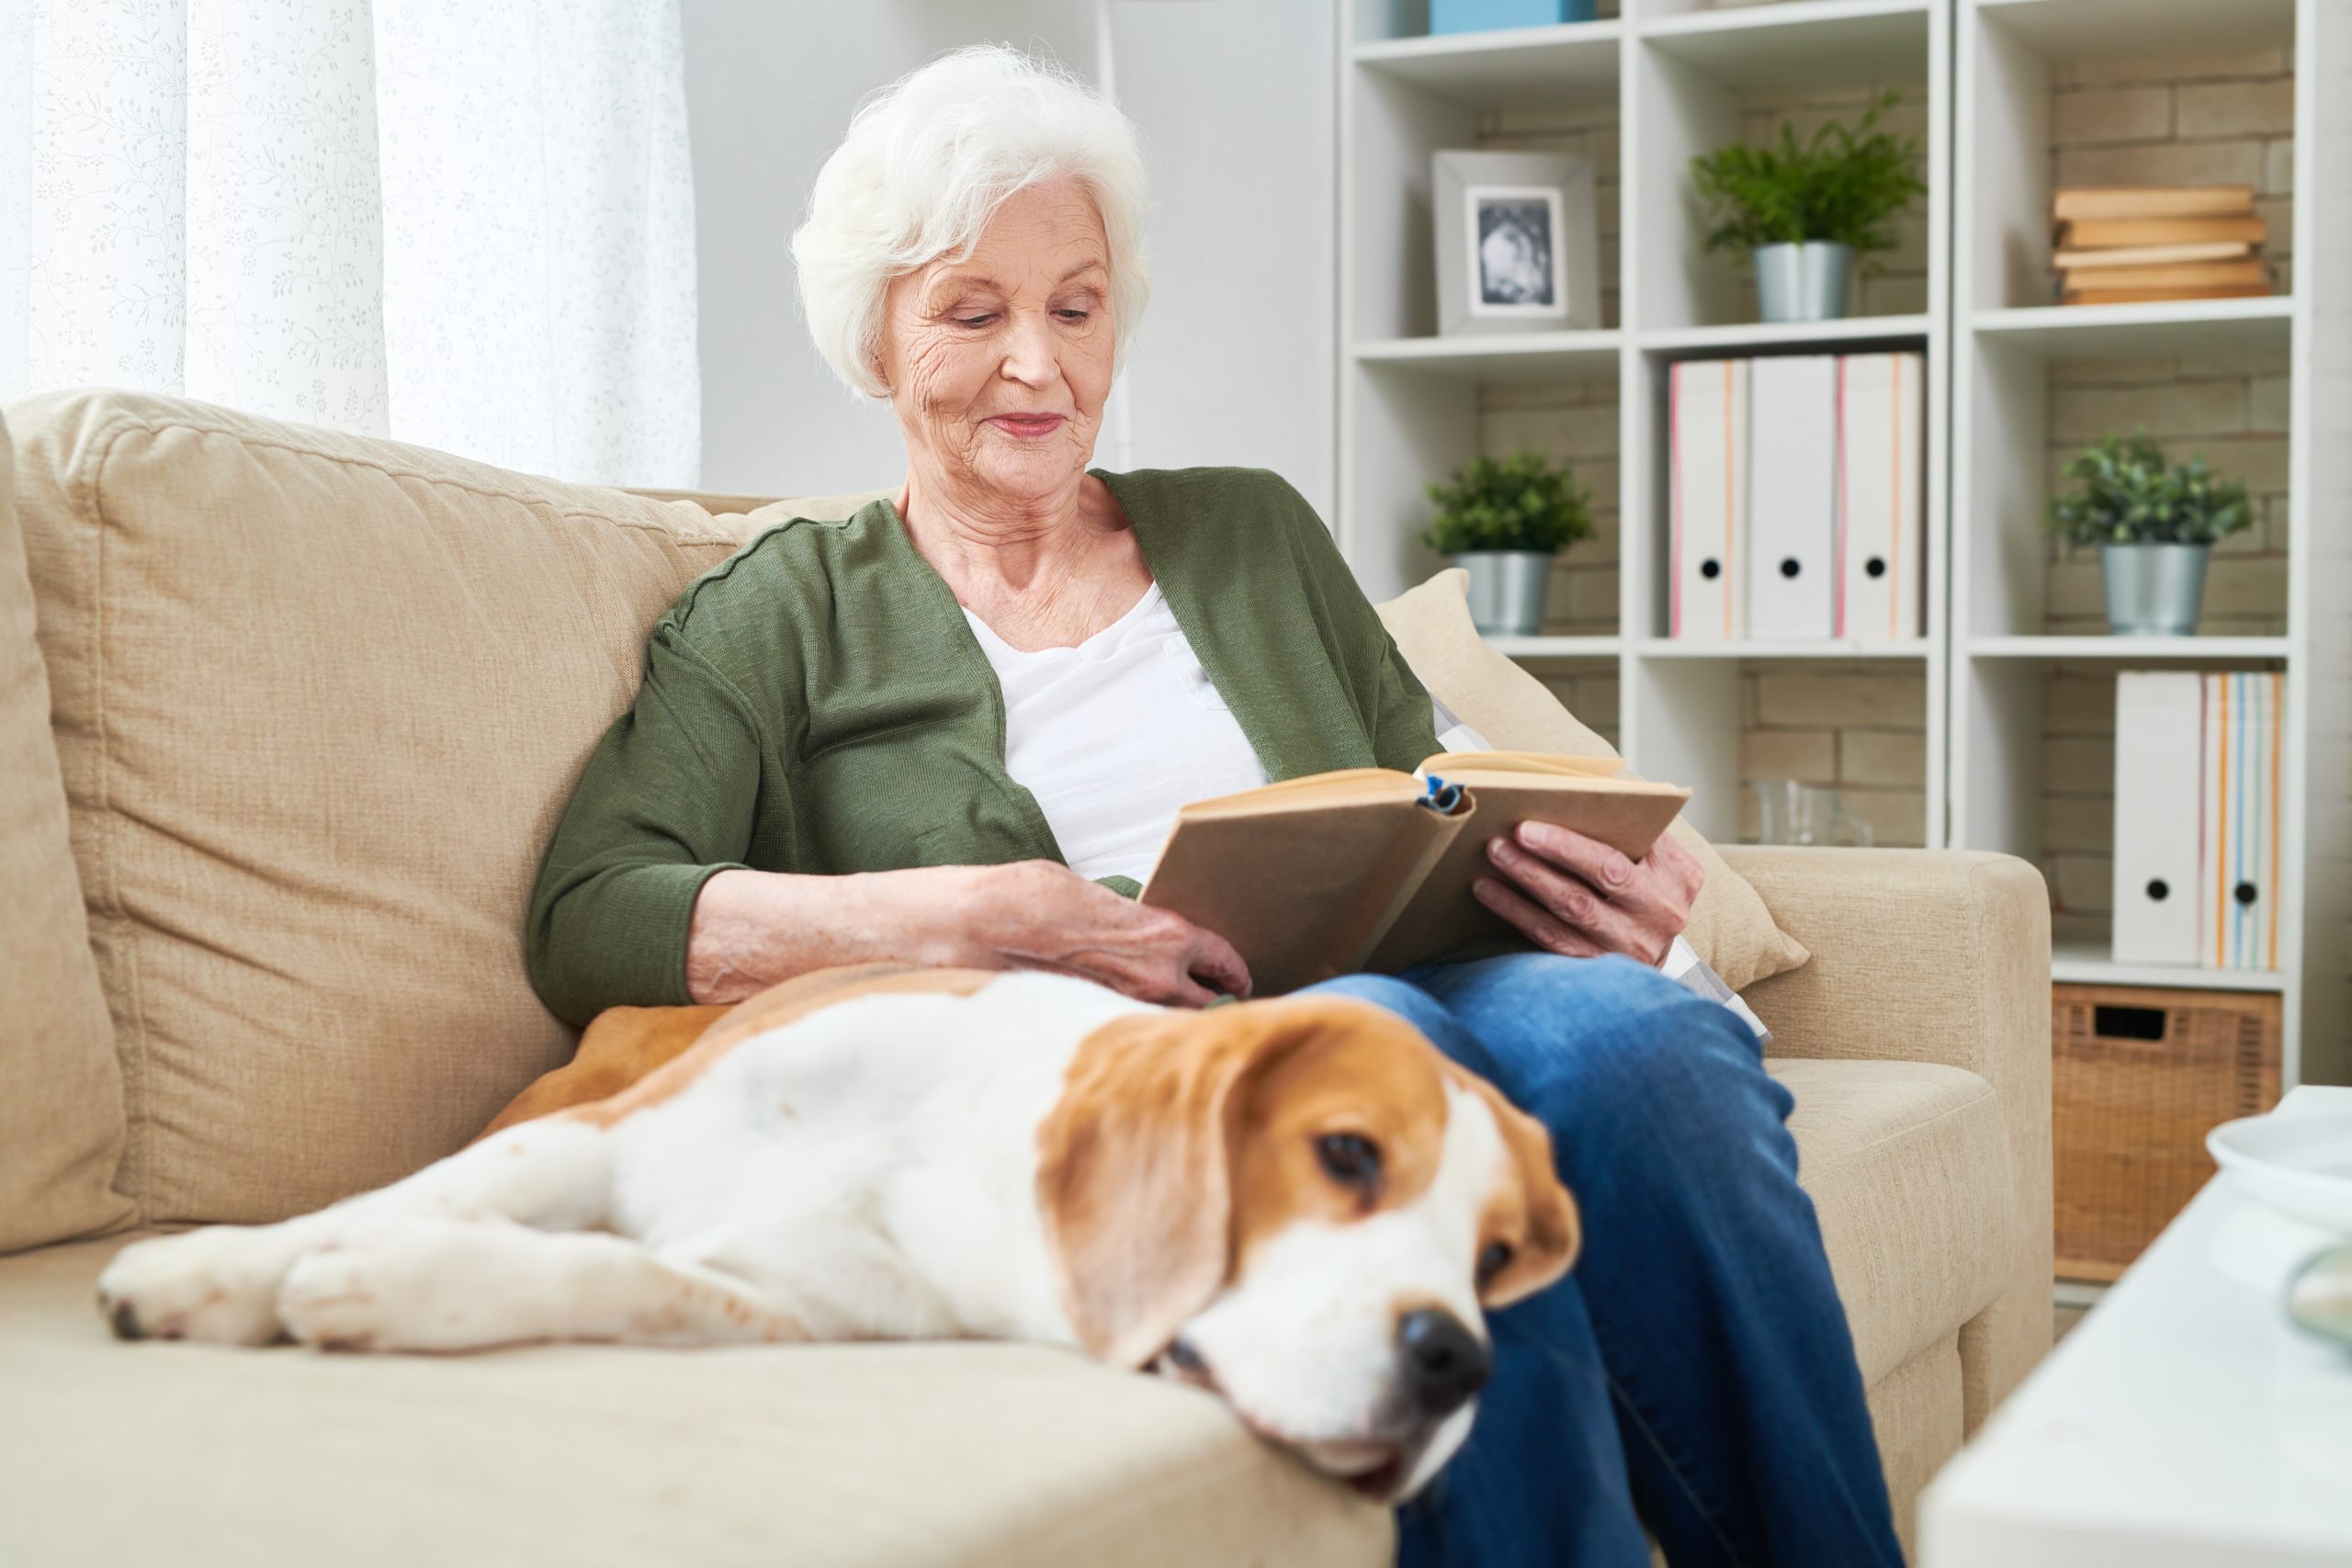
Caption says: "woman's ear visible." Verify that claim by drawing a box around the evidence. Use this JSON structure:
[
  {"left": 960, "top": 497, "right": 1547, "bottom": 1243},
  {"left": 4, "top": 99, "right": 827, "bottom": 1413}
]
[{"left": 1034, "top": 1004, "right": 1322, "bottom": 1369}]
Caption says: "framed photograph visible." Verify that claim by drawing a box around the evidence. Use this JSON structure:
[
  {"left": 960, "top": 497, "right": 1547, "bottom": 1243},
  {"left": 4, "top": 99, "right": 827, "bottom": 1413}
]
[
  {"left": 1465, "top": 185, "right": 1566, "bottom": 318},
  {"left": 1432, "top": 149, "right": 1600, "bottom": 337}
]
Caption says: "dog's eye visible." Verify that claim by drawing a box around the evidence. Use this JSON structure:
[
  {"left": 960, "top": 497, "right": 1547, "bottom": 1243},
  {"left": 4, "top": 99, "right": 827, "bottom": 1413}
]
[
  {"left": 1476, "top": 1242, "right": 1515, "bottom": 1288},
  {"left": 1315, "top": 1132, "right": 1382, "bottom": 1191}
]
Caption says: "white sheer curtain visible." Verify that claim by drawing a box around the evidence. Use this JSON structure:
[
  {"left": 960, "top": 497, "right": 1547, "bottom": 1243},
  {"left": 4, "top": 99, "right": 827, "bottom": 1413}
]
[{"left": 0, "top": 0, "right": 700, "bottom": 486}]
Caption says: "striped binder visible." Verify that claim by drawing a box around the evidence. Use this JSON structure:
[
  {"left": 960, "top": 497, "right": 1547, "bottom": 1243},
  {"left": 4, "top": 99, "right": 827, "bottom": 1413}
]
[{"left": 2198, "top": 671, "right": 2282, "bottom": 971}]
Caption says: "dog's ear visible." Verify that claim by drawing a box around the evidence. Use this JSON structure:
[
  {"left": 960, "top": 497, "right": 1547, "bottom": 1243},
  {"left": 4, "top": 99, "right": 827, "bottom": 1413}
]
[
  {"left": 1453, "top": 1069, "right": 1579, "bottom": 1309},
  {"left": 1035, "top": 1001, "right": 1325, "bottom": 1369}
]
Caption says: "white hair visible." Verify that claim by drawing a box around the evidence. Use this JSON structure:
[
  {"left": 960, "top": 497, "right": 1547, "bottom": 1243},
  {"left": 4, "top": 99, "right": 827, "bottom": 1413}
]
[{"left": 791, "top": 45, "right": 1152, "bottom": 400}]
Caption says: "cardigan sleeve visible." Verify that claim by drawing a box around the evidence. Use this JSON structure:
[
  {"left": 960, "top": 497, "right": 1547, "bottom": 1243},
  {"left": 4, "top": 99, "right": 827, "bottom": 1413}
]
[
  {"left": 1263, "top": 473, "right": 1439, "bottom": 773},
  {"left": 523, "top": 621, "right": 763, "bottom": 1026}
]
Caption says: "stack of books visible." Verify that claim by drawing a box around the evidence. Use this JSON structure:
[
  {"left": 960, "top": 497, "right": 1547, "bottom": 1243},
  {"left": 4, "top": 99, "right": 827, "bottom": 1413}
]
[{"left": 2051, "top": 186, "right": 2270, "bottom": 306}]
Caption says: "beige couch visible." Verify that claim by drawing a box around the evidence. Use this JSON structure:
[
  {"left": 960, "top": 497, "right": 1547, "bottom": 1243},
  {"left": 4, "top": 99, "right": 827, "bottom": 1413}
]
[{"left": 0, "top": 391, "right": 2052, "bottom": 1567}]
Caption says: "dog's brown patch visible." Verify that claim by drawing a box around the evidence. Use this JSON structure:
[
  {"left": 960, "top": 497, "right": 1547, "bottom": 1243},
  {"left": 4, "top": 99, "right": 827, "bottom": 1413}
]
[{"left": 480, "top": 964, "right": 1001, "bottom": 1136}]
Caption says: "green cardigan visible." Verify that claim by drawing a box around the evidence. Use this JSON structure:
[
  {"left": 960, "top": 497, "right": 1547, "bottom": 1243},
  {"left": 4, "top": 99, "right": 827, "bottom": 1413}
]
[{"left": 525, "top": 467, "right": 1439, "bottom": 1026}]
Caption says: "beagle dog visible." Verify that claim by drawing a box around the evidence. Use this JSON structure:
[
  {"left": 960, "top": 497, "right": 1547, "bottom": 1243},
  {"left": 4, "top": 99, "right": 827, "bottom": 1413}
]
[{"left": 96, "top": 964, "right": 1577, "bottom": 1500}]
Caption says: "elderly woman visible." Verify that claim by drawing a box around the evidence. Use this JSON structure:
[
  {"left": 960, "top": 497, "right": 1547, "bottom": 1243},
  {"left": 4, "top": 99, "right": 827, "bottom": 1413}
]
[{"left": 527, "top": 46, "right": 1899, "bottom": 1568}]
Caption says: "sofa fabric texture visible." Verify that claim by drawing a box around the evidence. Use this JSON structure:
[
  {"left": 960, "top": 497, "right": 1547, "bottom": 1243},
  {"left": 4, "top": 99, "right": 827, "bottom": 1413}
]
[
  {"left": 0, "top": 407, "right": 134, "bottom": 1252},
  {"left": 1374, "top": 568, "right": 1811, "bottom": 994},
  {"left": 0, "top": 391, "right": 2051, "bottom": 1566}
]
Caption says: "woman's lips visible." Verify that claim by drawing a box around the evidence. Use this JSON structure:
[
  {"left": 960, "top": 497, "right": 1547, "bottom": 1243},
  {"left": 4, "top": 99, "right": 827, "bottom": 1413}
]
[{"left": 985, "top": 412, "right": 1066, "bottom": 439}]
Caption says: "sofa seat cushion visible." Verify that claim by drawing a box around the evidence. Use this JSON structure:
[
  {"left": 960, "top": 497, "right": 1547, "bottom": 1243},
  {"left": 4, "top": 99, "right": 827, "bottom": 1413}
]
[
  {"left": 0, "top": 1237, "right": 1391, "bottom": 1568},
  {"left": 1774, "top": 1058, "right": 2014, "bottom": 1386}
]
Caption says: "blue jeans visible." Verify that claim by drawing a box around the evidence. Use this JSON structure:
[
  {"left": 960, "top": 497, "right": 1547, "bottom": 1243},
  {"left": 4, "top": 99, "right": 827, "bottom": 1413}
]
[{"left": 1299, "top": 953, "right": 1902, "bottom": 1568}]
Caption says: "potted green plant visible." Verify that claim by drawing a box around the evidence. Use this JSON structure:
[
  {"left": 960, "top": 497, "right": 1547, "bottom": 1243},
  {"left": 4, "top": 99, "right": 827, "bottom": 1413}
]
[
  {"left": 1420, "top": 451, "right": 1595, "bottom": 636},
  {"left": 2045, "top": 431, "right": 2252, "bottom": 636},
  {"left": 1688, "top": 91, "right": 1927, "bottom": 323}
]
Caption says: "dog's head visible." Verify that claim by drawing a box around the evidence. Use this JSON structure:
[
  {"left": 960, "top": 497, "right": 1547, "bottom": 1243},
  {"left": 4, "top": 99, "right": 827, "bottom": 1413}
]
[{"left": 1035, "top": 996, "right": 1577, "bottom": 1502}]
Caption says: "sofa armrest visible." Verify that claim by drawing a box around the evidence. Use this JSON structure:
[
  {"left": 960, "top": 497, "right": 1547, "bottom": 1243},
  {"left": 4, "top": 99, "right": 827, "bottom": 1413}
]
[{"left": 1725, "top": 845, "right": 2053, "bottom": 1422}]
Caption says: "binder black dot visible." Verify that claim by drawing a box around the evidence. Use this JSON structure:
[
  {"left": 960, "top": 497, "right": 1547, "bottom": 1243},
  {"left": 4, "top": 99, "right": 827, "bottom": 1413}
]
[
  {"left": 1700, "top": 558, "right": 1721, "bottom": 580},
  {"left": 1865, "top": 557, "right": 1888, "bottom": 579},
  {"left": 2234, "top": 881, "right": 2258, "bottom": 907},
  {"left": 2146, "top": 879, "right": 2169, "bottom": 902},
  {"left": 1779, "top": 558, "right": 1801, "bottom": 578}
]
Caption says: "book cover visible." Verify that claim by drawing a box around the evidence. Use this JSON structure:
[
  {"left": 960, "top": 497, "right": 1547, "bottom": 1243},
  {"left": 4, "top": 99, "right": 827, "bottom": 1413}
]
[
  {"left": 1138, "top": 754, "right": 1688, "bottom": 995},
  {"left": 2061, "top": 214, "right": 2267, "bottom": 248},
  {"left": 2052, "top": 186, "right": 2255, "bottom": 221},
  {"left": 2061, "top": 259, "right": 2267, "bottom": 291}
]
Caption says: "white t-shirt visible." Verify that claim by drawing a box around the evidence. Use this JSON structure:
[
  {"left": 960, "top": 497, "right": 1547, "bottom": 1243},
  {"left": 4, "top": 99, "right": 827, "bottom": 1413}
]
[{"left": 962, "top": 583, "right": 1269, "bottom": 884}]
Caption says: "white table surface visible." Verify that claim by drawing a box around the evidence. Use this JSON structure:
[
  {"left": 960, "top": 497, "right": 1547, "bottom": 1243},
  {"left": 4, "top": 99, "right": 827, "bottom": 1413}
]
[{"left": 1920, "top": 1085, "right": 2352, "bottom": 1567}]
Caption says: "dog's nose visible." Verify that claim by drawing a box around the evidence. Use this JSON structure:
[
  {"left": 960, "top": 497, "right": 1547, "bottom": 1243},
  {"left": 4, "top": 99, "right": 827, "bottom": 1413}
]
[{"left": 1396, "top": 1309, "right": 1489, "bottom": 1416}]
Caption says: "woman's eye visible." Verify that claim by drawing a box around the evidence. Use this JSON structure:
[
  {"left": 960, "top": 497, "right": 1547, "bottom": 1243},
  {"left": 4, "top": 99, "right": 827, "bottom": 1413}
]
[
  {"left": 1477, "top": 1242, "right": 1516, "bottom": 1288},
  {"left": 1315, "top": 1133, "right": 1382, "bottom": 1192},
  {"left": 956, "top": 314, "right": 994, "bottom": 329},
  {"left": 1056, "top": 309, "right": 1090, "bottom": 322}
]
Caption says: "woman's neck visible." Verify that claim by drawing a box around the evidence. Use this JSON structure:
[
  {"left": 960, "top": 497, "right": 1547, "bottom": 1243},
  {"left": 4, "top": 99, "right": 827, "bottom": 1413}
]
[{"left": 897, "top": 465, "right": 1149, "bottom": 650}]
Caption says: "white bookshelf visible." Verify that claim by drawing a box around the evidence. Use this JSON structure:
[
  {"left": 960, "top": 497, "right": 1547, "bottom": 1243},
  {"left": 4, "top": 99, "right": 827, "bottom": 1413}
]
[
  {"left": 1949, "top": 0, "right": 2352, "bottom": 1086},
  {"left": 1337, "top": 0, "right": 1951, "bottom": 850}
]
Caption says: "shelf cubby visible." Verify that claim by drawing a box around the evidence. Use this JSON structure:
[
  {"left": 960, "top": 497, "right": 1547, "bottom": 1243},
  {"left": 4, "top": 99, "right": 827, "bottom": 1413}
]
[{"left": 1950, "top": 0, "right": 2349, "bottom": 1082}]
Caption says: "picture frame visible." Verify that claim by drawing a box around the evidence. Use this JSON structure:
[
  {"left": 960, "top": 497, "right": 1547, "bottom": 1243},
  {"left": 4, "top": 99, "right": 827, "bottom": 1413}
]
[{"left": 1432, "top": 149, "right": 1600, "bottom": 337}]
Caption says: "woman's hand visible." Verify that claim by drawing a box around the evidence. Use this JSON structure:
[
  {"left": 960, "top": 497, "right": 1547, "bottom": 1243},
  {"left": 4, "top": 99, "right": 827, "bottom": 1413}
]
[
  {"left": 944, "top": 860, "right": 1252, "bottom": 1009},
  {"left": 1472, "top": 822, "right": 1705, "bottom": 967}
]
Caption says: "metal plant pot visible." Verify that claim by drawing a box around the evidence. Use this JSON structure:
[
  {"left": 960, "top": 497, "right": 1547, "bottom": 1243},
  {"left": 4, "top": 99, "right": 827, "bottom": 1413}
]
[
  {"left": 1753, "top": 241, "right": 1855, "bottom": 322},
  {"left": 2100, "top": 542, "right": 2211, "bottom": 636},
  {"left": 1455, "top": 551, "right": 1554, "bottom": 637}
]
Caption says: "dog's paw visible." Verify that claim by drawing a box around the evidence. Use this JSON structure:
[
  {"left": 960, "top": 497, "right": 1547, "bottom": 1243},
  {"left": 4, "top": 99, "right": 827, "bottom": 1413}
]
[
  {"left": 277, "top": 1218, "right": 522, "bottom": 1353},
  {"left": 97, "top": 1225, "right": 309, "bottom": 1345}
]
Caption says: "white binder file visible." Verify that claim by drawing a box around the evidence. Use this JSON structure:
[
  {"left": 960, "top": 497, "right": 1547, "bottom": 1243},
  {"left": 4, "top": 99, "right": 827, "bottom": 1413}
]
[
  {"left": 2110, "top": 672, "right": 2202, "bottom": 965},
  {"left": 1668, "top": 358, "right": 1749, "bottom": 641},
  {"left": 1747, "top": 355, "right": 1838, "bottom": 639},
  {"left": 1835, "top": 352, "right": 1926, "bottom": 639},
  {"left": 2199, "top": 671, "right": 2281, "bottom": 971}
]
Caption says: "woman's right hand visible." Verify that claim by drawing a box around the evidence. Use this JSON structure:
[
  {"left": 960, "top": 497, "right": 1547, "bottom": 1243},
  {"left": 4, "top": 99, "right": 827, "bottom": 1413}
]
[{"left": 937, "top": 860, "right": 1252, "bottom": 1009}]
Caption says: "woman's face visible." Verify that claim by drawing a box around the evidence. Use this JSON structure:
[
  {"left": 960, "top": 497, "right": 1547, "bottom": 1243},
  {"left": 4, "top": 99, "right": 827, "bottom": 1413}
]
[{"left": 878, "top": 180, "right": 1115, "bottom": 508}]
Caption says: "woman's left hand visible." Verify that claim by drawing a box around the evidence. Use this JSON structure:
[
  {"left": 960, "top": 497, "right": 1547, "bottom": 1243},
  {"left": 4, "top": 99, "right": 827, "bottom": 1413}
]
[{"left": 1473, "top": 822, "right": 1705, "bottom": 966}]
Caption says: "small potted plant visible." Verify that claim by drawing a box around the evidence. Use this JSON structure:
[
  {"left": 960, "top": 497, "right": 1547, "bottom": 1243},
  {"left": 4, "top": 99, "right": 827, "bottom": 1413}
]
[
  {"left": 1688, "top": 91, "right": 1927, "bottom": 323},
  {"left": 1420, "top": 451, "right": 1594, "bottom": 636},
  {"left": 2045, "top": 431, "right": 2251, "bottom": 636}
]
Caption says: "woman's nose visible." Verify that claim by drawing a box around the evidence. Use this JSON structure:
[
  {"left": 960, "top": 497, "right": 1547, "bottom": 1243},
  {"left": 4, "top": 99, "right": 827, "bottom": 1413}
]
[{"left": 996, "top": 310, "right": 1061, "bottom": 387}]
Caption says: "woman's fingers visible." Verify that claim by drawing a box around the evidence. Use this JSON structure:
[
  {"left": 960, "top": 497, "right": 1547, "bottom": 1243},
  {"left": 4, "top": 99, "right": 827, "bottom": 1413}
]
[
  {"left": 1511, "top": 822, "right": 1657, "bottom": 914},
  {"left": 1185, "top": 926, "right": 1253, "bottom": 1000},
  {"left": 1472, "top": 875, "right": 1608, "bottom": 959},
  {"left": 1486, "top": 836, "right": 1666, "bottom": 957}
]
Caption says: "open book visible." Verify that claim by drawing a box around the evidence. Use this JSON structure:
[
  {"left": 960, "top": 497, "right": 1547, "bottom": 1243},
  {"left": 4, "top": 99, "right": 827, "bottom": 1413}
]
[{"left": 1138, "top": 752, "right": 1690, "bottom": 996}]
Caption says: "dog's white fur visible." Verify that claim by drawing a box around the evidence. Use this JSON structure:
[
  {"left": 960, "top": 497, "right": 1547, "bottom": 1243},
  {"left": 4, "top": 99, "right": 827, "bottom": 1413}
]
[{"left": 97, "top": 972, "right": 1525, "bottom": 1498}]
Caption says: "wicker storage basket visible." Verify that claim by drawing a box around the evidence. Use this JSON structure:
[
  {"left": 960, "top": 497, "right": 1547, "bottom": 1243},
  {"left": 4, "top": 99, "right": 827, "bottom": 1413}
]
[{"left": 2053, "top": 983, "right": 2281, "bottom": 1281}]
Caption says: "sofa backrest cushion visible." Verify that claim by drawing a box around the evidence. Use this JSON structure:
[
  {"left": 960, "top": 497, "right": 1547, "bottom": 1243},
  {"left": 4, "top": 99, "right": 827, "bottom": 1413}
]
[
  {"left": 0, "top": 406, "right": 135, "bottom": 1251},
  {"left": 6, "top": 390, "right": 792, "bottom": 1225},
  {"left": 1375, "top": 567, "right": 1809, "bottom": 994}
]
